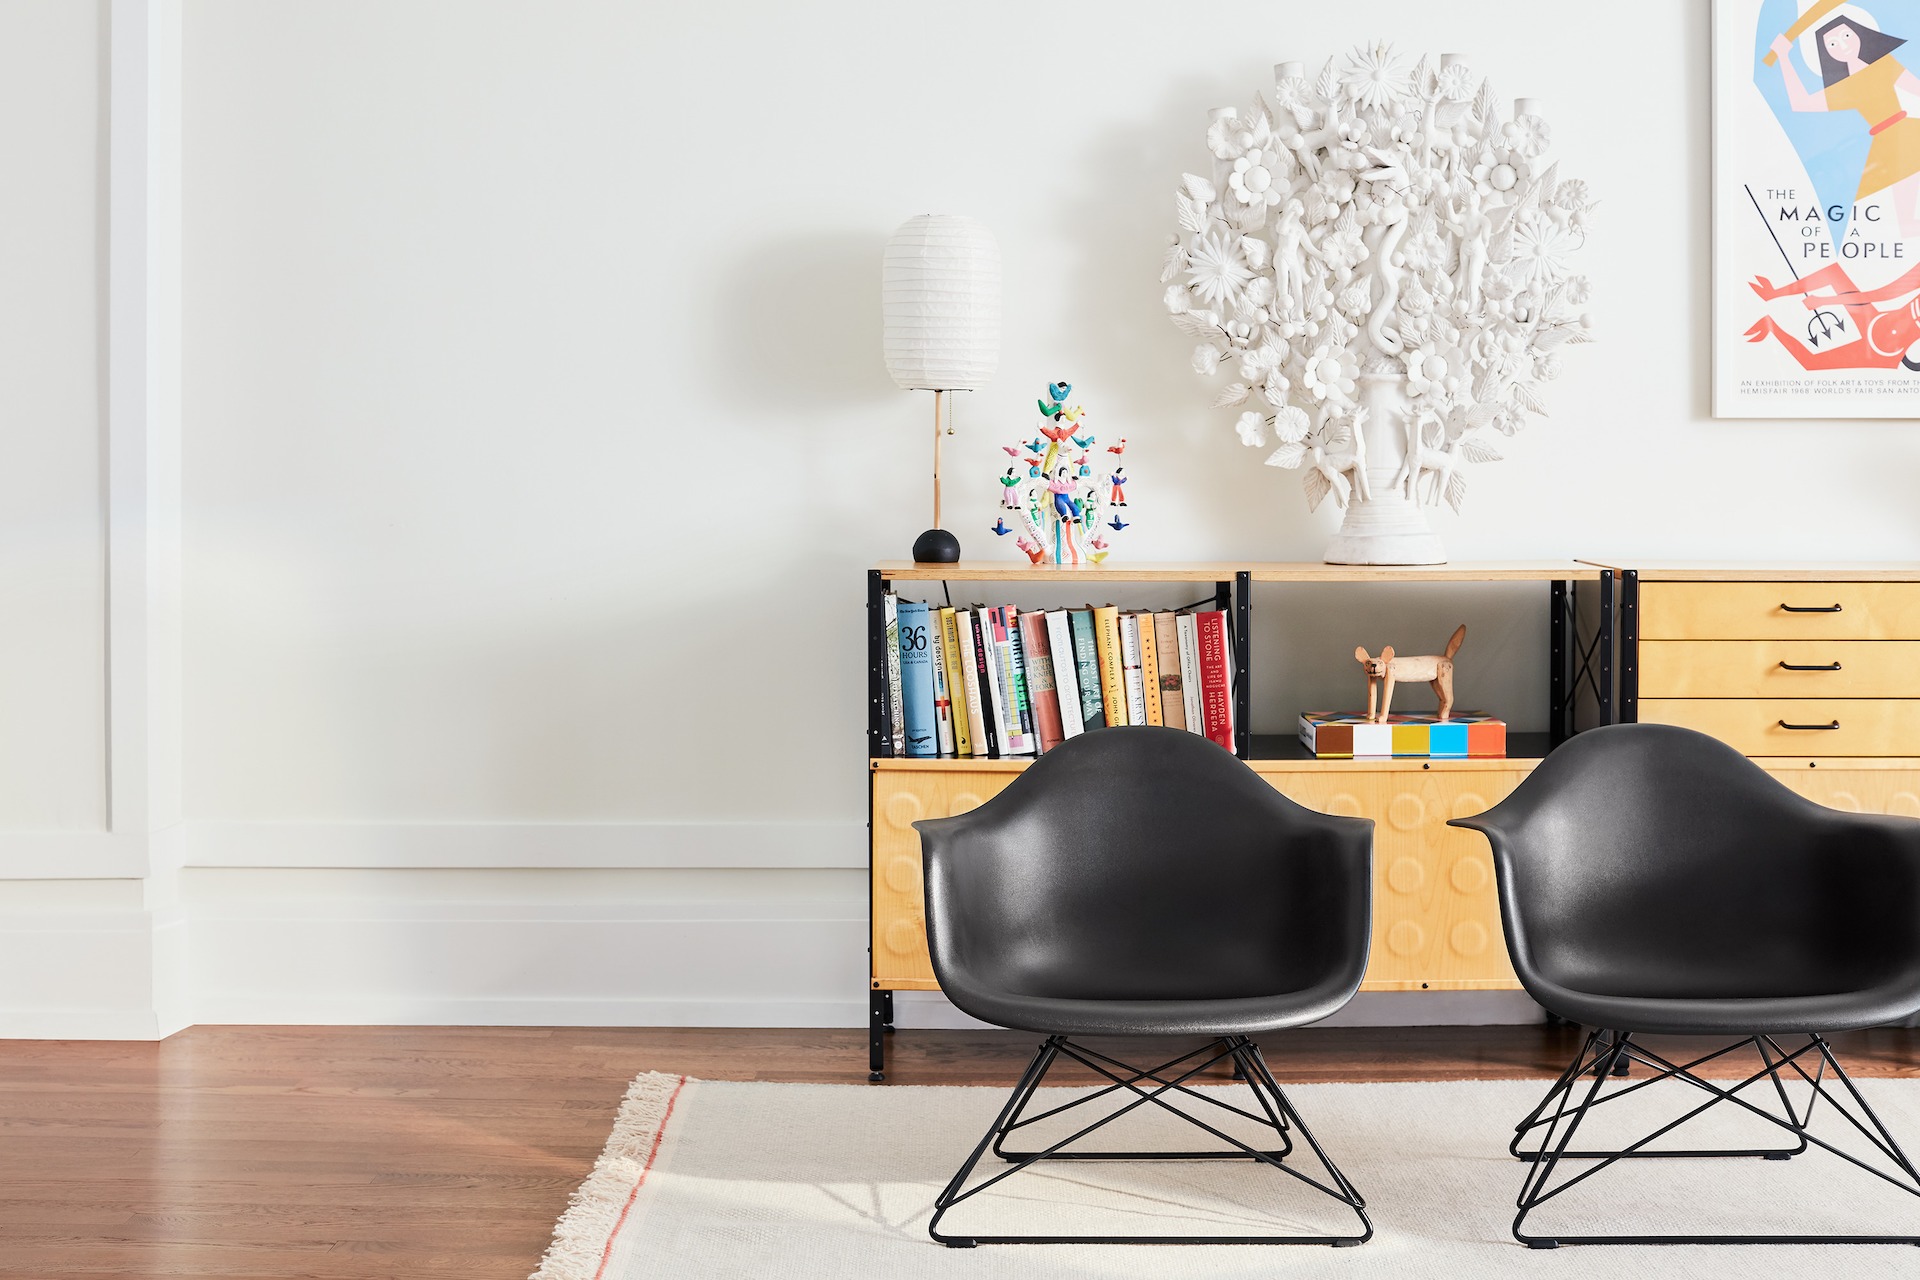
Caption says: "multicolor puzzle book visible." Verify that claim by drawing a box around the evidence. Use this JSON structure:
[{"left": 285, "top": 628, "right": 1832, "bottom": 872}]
[{"left": 1297, "top": 711, "right": 1507, "bottom": 759}]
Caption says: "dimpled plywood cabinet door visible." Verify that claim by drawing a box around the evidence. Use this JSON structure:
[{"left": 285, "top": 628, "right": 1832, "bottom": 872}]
[
  {"left": 1257, "top": 764, "right": 1527, "bottom": 991},
  {"left": 869, "top": 763, "right": 1020, "bottom": 990},
  {"left": 1764, "top": 764, "right": 1920, "bottom": 819}
]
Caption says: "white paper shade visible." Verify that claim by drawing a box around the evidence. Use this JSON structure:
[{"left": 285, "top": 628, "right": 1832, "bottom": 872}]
[{"left": 882, "top": 215, "right": 1001, "bottom": 392}]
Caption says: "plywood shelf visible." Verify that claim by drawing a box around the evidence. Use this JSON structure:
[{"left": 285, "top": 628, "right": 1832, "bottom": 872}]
[
  {"left": 876, "top": 560, "right": 1602, "bottom": 584},
  {"left": 1583, "top": 559, "right": 1920, "bottom": 582},
  {"left": 870, "top": 732, "right": 1553, "bottom": 772}
]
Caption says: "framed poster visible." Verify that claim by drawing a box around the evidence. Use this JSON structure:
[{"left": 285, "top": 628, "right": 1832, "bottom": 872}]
[{"left": 1715, "top": 0, "right": 1920, "bottom": 417}]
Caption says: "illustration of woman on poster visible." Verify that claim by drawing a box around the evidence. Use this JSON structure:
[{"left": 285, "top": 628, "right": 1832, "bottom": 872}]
[
  {"left": 1770, "top": 9, "right": 1920, "bottom": 232},
  {"left": 1738, "top": 2, "right": 1920, "bottom": 377}
]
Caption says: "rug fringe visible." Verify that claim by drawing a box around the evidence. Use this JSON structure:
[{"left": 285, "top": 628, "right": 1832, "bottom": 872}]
[{"left": 529, "top": 1071, "right": 687, "bottom": 1280}]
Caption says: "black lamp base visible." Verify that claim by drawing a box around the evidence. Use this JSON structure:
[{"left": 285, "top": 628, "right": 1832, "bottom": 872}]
[{"left": 912, "top": 528, "right": 961, "bottom": 564}]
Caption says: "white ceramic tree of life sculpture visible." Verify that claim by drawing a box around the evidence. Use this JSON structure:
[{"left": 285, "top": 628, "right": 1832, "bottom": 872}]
[{"left": 1165, "top": 44, "right": 1595, "bottom": 563}]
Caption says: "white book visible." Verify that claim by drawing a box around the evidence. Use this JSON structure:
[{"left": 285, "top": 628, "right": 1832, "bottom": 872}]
[
  {"left": 884, "top": 592, "right": 905, "bottom": 754},
  {"left": 1177, "top": 612, "right": 1206, "bottom": 735},
  {"left": 1120, "top": 613, "right": 1148, "bottom": 728},
  {"left": 954, "top": 611, "right": 988, "bottom": 757},
  {"left": 995, "top": 608, "right": 1034, "bottom": 755},
  {"left": 978, "top": 609, "right": 1009, "bottom": 756},
  {"left": 1044, "top": 610, "right": 1085, "bottom": 738},
  {"left": 928, "top": 614, "right": 955, "bottom": 756}
]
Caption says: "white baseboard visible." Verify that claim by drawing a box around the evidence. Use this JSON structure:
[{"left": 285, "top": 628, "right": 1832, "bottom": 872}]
[
  {"left": 0, "top": 906, "right": 167, "bottom": 1039},
  {"left": 186, "top": 885, "right": 873, "bottom": 1028}
]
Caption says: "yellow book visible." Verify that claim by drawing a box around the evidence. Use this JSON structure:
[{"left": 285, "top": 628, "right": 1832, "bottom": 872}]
[
  {"left": 1135, "top": 612, "right": 1164, "bottom": 726},
  {"left": 938, "top": 607, "right": 972, "bottom": 756},
  {"left": 1093, "top": 605, "right": 1129, "bottom": 727}
]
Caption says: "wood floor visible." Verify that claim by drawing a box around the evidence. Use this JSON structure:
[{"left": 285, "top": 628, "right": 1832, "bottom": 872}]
[{"left": 4, "top": 1023, "right": 1918, "bottom": 1278}]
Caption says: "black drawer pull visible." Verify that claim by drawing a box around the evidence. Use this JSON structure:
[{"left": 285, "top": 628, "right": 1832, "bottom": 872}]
[
  {"left": 1779, "top": 602, "right": 1843, "bottom": 613},
  {"left": 1777, "top": 719, "right": 1841, "bottom": 730},
  {"left": 1778, "top": 660, "right": 1843, "bottom": 671}
]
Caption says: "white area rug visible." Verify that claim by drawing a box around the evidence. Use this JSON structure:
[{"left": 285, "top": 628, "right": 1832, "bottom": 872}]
[{"left": 531, "top": 1070, "right": 1920, "bottom": 1279}]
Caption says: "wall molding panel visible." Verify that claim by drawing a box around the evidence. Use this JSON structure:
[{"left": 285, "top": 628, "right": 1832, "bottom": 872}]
[{"left": 180, "top": 821, "right": 868, "bottom": 870}]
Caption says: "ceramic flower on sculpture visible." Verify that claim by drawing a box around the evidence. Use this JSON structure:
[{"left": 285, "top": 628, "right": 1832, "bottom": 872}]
[{"left": 1164, "top": 42, "right": 1593, "bottom": 521}]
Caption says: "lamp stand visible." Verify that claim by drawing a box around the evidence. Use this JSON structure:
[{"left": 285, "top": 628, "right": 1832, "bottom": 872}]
[{"left": 912, "top": 389, "right": 961, "bottom": 564}]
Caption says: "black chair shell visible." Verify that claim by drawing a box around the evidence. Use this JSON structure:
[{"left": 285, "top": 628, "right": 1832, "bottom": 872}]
[
  {"left": 1449, "top": 722, "right": 1920, "bottom": 1035},
  {"left": 914, "top": 725, "right": 1373, "bottom": 1037}
]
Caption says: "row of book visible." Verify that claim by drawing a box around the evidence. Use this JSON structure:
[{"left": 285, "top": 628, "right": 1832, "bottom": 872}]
[{"left": 879, "top": 597, "right": 1236, "bottom": 758}]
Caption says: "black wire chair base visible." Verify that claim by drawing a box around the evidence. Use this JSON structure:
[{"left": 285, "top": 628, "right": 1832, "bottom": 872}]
[
  {"left": 927, "top": 1034, "right": 1371, "bottom": 1248},
  {"left": 1512, "top": 1028, "right": 1920, "bottom": 1248}
]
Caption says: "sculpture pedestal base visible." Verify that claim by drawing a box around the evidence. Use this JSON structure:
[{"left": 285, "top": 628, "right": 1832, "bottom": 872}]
[
  {"left": 1324, "top": 489, "right": 1446, "bottom": 566},
  {"left": 1322, "top": 372, "right": 1446, "bottom": 566}
]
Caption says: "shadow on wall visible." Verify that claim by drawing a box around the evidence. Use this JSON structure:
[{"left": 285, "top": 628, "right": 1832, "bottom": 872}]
[
  {"left": 722, "top": 231, "right": 896, "bottom": 411},
  {"left": 1056, "top": 71, "right": 1335, "bottom": 558}
]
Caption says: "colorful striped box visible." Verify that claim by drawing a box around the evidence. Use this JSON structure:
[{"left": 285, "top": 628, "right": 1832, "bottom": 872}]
[{"left": 1298, "top": 711, "right": 1507, "bottom": 759}]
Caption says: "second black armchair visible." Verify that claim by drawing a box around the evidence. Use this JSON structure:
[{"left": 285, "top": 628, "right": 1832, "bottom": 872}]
[{"left": 1451, "top": 722, "right": 1920, "bottom": 1248}]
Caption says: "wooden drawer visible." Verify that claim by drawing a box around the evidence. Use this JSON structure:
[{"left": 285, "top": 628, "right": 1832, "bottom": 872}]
[
  {"left": 1261, "top": 766, "right": 1523, "bottom": 991},
  {"left": 1639, "top": 641, "right": 1920, "bottom": 699},
  {"left": 1640, "top": 699, "right": 1920, "bottom": 756},
  {"left": 870, "top": 766, "right": 1018, "bottom": 989},
  {"left": 1641, "top": 581, "right": 1920, "bottom": 639},
  {"left": 1763, "top": 764, "right": 1920, "bottom": 816}
]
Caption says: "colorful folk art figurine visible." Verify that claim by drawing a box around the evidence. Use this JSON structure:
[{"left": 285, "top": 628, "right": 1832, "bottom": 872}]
[
  {"left": 1354, "top": 625, "right": 1467, "bottom": 723},
  {"left": 988, "top": 380, "right": 1137, "bottom": 563}
]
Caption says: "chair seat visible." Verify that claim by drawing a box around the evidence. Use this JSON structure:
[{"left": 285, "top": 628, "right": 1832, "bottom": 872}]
[
  {"left": 1523, "top": 971, "right": 1920, "bottom": 1036},
  {"left": 944, "top": 974, "right": 1360, "bottom": 1038}
]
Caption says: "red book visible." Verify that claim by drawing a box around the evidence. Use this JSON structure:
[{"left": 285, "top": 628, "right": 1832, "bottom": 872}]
[
  {"left": 1017, "top": 612, "right": 1066, "bottom": 753},
  {"left": 1195, "top": 609, "right": 1236, "bottom": 752}
]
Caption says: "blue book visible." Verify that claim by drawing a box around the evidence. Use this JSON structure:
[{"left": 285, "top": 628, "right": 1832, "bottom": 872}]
[
  {"left": 897, "top": 600, "right": 938, "bottom": 758},
  {"left": 1068, "top": 609, "right": 1105, "bottom": 731}
]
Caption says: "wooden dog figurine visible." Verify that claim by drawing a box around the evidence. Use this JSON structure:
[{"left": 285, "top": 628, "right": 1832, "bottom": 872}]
[{"left": 1355, "top": 625, "right": 1467, "bottom": 723}]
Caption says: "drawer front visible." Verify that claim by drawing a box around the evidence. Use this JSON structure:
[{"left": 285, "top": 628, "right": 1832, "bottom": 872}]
[
  {"left": 1265, "top": 768, "right": 1527, "bottom": 991},
  {"left": 1640, "top": 699, "right": 1920, "bottom": 756},
  {"left": 1641, "top": 581, "right": 1920, "bottom": 639},
  {"left": 1639, "top": 640, "right": 1920, "bottom": 699},
  {"left": 870, "top": 768, "right": 1016, "bottom": 989},
  {"left": 1764, "top": 766, "right": 1920, "bottom": 817}
]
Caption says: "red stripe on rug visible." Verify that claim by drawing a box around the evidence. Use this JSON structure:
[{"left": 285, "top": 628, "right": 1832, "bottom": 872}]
[{"left": 594, "top": 1074, "right": 688, "bottom": 1280}]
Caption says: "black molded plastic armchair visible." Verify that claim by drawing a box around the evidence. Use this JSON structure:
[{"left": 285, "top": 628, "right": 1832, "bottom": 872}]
[
  {"left": 1450, "top": 722, "right": 1920, "bottom": 1248},
  {"left": 914, "top": 725, "right": 1374, "bottom": 1247}
]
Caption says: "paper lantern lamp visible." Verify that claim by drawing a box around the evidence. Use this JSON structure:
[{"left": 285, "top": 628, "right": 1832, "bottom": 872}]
[{"left": 882, "top": 215, "right": 1001, "bottom": 563}]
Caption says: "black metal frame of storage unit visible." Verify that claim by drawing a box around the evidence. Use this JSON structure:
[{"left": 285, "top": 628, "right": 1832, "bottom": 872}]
[{"left": 864, "top": 566, "right": 1617, "bottom": 1082}]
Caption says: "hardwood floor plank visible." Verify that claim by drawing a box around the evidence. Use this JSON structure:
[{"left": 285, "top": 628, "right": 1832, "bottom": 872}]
[{"left": 0, "top": 1023, "right": 1914, "bottom": 1277}]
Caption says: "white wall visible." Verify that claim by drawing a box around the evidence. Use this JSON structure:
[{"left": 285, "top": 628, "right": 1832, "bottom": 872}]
[
  {"left": 0, "top": 1, "right": 108, "bottom": 831},
  {"left": 9, "top": 0, "right": 1919, "bottom": 1034}
]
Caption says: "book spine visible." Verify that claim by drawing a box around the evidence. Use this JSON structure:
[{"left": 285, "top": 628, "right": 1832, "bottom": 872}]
[
  {"left": 993, "top": 608, "right": 1033, "bottom": 755},
  {"left": 939, "top": 608, "right": 973, "bottom": 756},
  {"left": 928, "top": 609, "right": 955, "bottom": 755},
  {"left": 1005, "top": 608, "right": 1036, "bottom": 753},
  {"left": 884, "top": 593, "right": 904, "bottom": 756},
  {"left": 1044, "top": 610, "right": 1085, "bottom": 738},
  {"left": 1093, "top": 605, "right": 1128, "bottom": 727},
  {"left": 1196, "top": 609, "right": 1235, "bottom": 752},
  {"left": 1070, "top": 609, "right": 1105, "bottom": 731},
  {"left": 1018, "top": 613, "right": 1066, "bottom": 753},
  {"left": 898, "top": 600, "right": 938, "bottom": 757},
  {"left": 1177, "top": 612, "right": 1206, "bottom": 735},
  {"left": 1136, "top": 611, "right": 1164, "bottom": 726},
  {"left": 971, "top": 609, "right": 1002, "bottom": 758},
  {"left": 954, "top": 610, "right": 988, "bottom": 757},
  {"left": 1120, "top": 613, "right": 1148, "bottom": 727},
  {"left": 1154, "top": 613, "right": 1186, "bottom": 732}
]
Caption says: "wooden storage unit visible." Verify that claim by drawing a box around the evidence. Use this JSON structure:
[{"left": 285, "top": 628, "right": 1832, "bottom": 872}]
[
  {"left": 1588, "top": 560, "right": 1920, "bottom": 886},
  {"left": 865, "top": 561, "right": 1612, "bottom": 1079},
  {"left": 1595, "top": 563, "right": 1920, "bottom": 758},
  {"left": 871, "top": 756, "right": 1527, "bottom": 1001}
]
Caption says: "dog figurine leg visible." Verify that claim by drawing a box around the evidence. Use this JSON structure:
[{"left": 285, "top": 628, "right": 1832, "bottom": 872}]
[{"left": 1434, "top": 670, "right": 1453, "bottom": 722}]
